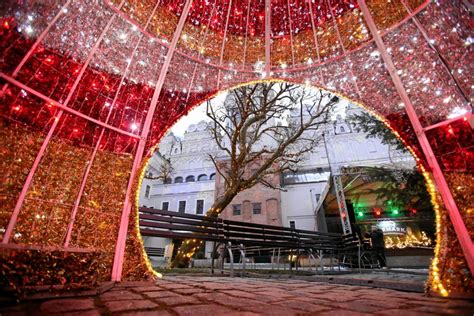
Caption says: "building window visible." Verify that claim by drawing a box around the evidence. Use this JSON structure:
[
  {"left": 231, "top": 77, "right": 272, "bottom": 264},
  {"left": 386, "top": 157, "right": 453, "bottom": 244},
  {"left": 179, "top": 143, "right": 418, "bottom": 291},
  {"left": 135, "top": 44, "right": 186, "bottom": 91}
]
[
  {"left": 162, "top": 201, "right": 169, "bottom": 211},
  {"left": 178, "top": 201, "right": 186, "bottom": 213},
  {"left": 340, "top": 126, "right": 345, "bottom": 133},
  {"left": 196, "top": 199, "right": 204, "bottom": 214},
  {"left": 289, "top": 221, "right": 296, "bottom": 229},
  {"left": 232, "top": 204, "right": 241, "bottom": 216},
  {"left": 174, "top": 176, "right": 183, "bottom": 183},
  {"left": 369, "top": 140, "right": 378, "bottom": 153},
  {"left": 145, "top": 185, "right": 151, "bottom": 198},
  {"left": 185, "top": 175, "right": 195, "bottom": 182},
  {"left": 209, "top": 173, "right": 216, "bottom": 180},
  {"left": 282, "top": 169, "right": 330, "bottom": 185},
  {"left": 252, "top": 203, "right": 261, "bottom": 215},
  {"left": 315, "top": 194, "right": 321, "bottom": 202},
  {"left": 197, "top": 174, "right": 208, "bottom": 181},
  {"left": 164, "top": 178, "right": 172, "bottom": 184}
]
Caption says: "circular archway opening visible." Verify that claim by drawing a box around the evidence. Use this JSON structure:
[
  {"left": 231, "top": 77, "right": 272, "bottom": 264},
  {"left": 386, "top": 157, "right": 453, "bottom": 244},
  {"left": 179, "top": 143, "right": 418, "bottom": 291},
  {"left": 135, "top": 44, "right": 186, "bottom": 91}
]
[{"left": 136, "top": 81, "right": 437, "bottom": 283}]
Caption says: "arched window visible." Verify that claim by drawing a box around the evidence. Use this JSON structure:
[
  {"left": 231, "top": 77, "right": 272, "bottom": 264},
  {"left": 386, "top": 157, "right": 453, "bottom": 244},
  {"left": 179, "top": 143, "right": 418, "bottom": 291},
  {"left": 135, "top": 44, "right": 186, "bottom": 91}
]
[
  {"left": 197, "top": 174, "right": 208, "bottom": 181},
  {"left": 209, "top": 173, "right": 216, "bottom": 180},
  {"left": 174, "top": 176, "right": 183, "bottom": 183},
  {"left": 185, "top": 175, "right": 195, "bottom": 182}
]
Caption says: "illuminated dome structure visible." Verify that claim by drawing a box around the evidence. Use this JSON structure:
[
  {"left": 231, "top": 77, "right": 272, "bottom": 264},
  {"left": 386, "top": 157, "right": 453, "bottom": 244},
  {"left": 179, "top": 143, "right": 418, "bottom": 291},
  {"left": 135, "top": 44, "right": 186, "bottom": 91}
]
[{"left": 0, "top": 0, "right": 472, "bottom": 296}]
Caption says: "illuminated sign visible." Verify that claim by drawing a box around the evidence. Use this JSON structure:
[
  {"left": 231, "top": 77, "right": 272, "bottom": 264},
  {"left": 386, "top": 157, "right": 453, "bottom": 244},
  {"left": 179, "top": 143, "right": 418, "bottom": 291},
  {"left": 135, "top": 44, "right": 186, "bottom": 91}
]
[{"left": 377, "top": 221, "right": 406, "bottom": 235}]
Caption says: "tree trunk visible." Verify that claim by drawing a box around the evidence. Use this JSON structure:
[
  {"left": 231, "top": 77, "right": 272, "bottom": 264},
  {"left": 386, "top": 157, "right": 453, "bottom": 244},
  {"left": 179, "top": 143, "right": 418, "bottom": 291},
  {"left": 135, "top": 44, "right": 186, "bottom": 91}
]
[
  {"left": 170, "top": 190, "right": 238, "bottom": 268},
  {"left": 206, "top": 190, "right": 238, "bottom": 217}
]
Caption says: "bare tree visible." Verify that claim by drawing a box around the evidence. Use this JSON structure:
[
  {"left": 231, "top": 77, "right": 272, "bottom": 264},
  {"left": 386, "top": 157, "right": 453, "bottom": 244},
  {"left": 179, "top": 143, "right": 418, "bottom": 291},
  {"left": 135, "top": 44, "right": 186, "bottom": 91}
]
[
  {"left": 171, "top": 82, "right": 339, "bottom": 267},
  {"left": 205, "top": 81, "right": 339, "bottom": 215},
  {"left": 144, "top": 156, "right": 174, "bottom": 183}
]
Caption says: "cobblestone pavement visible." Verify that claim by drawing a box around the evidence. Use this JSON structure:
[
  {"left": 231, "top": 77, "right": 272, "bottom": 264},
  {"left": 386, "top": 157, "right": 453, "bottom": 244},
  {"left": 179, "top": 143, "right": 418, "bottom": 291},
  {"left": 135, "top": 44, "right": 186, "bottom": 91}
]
[{"left": 2, "top": 276, "right": 473, "bottom": 315}]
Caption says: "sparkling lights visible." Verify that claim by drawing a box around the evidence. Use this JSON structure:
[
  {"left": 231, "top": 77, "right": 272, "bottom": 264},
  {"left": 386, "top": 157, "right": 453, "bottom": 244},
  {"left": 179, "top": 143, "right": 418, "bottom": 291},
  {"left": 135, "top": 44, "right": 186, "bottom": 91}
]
[{"left": 0, "top": 0, "right": 472, "bottom": 297}]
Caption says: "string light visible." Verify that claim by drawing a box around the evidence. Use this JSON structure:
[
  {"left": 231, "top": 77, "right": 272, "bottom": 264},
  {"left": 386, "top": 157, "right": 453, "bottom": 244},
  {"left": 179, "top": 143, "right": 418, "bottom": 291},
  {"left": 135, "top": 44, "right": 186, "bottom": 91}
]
[{"left": 0, "top": 0, "right": 471, "bottom": 296}]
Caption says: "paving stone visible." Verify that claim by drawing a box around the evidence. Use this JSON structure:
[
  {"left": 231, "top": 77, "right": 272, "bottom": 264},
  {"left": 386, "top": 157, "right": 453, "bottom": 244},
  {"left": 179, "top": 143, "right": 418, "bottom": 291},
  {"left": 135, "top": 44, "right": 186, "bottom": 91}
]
[
  {"left": 363, "top": 299, "right": 409, "bottom": 309},
  {"left": 334, "top": 301, "right": 385, "bottom": 313},
  {"left": 313, "top": 293, "right": 359, "bottom": 303},
  {"left": 143, "top": 291, "right": 181, "bottom": 299},
  {"left": 218, "top": 290, "right": 283, "bottom": 303},
  {"left": 220, "top": 290, "right": 264, "bottom": 300},
  {"left": 292, "top": 296, "right": 329, "bottom": 305},
  {"left": 413, "top": 306, "right": 464, "bottom": 315},
  {"left": 132, "top": 286, "right": 166, "bottom": 292},
  {"left": 116, "top": 281, "right": 155, "bottom": 288},
  {"left": 2, "top": 275, "right": 474, "bottom": 316},
  {"left": 58, "top": 310, "right": 101, "bottom": 316},
  {"left": 240, "top": 303, "right": 299, "bottom": 316},
  {"left": 159, "top": 283, "right": 194, "bottom": 290},
  {"left": 103, "top": 299, "right": 158, "bottom": 313},
  {"left": 377, "top": 309, "right": 434, "bottom": 316},
  {"left": 153, "top": 294, "right": 200, "bottom": 306},
  {"left": 173, "top": 304, "right": 236, "bottom": 316},
  {"left": 318, "top": 309, "right": 366, "bottom": 316},
  {"left": 173, "top": 288, "right": 206, "bottom": 295},
  {"left": 39, "top": 298, "right": 95, "bottom": 314},
  {"left": 200, "top": 283, "right": 234, "bottom": 290},
  {"left": 408, "top": 299, "right": 451, "bottom": 308},
  {"left": 100, "top": 290, "right": 143, "bottom": 301},
  {"left": 121, "top": 311, "right": 173, "bottom": 316},
  {"left": 244, "top": 294, "right": 283, "bottom": 303},
  {"left": 275, "top": 299, "right": 330, "bottom": 313},
  {"left": 252, "top": 290, "right": 295, "bottom": 299},
  {"left": 198, "top": 292, "right": 263, "bottom": 308},
  {"left": 447, "top": 300, "right": 474, "bottom": 309}
]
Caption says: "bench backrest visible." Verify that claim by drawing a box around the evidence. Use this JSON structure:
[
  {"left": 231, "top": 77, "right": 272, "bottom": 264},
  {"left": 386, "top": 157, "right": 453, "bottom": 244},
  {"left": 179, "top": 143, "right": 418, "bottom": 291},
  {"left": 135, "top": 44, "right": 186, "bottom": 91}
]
[{"left": 139, "top": 207, "right": 352, "bottom": 251}]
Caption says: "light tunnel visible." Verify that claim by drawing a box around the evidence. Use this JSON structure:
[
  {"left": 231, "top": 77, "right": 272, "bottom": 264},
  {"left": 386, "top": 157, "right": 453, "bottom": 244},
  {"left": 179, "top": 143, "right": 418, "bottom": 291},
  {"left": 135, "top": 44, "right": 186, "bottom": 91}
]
[{"left": 0, "top": 0, "right": 472, "bottom": 297}]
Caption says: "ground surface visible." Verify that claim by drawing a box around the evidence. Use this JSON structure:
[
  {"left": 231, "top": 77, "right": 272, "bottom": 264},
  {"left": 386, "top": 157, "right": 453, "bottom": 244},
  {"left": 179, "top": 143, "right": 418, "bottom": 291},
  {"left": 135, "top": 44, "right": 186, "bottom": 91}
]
[{"left": 2, "top": 276, "right": 473, "bottom": 315}]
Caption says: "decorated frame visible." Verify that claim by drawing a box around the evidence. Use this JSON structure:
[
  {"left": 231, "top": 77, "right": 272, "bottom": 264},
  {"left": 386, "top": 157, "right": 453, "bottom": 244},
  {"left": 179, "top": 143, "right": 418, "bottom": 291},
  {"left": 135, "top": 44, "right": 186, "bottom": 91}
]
[{"left": 0, "top": 0, "right": 472, "bottom": 297}]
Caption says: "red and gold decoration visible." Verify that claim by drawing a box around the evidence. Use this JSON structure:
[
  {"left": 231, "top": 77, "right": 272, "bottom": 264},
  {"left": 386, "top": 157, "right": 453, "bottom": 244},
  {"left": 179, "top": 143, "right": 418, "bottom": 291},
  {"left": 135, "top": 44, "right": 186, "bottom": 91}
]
[
  {"left": 0, "top": 248, "right": 102, "bottom": 296},
  {"left": 0, "top": 0, "right": 472, "bottom": 298}
]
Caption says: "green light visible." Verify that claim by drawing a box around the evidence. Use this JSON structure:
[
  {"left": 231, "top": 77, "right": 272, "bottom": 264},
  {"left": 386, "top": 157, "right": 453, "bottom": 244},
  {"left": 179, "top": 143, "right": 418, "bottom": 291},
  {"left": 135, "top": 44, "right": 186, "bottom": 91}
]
[
  {"left": 392, "top": 209, "right": 399, "bottom": 215},
  {"left": 357, "top": 211, "right": 364, "bottom": 217}
]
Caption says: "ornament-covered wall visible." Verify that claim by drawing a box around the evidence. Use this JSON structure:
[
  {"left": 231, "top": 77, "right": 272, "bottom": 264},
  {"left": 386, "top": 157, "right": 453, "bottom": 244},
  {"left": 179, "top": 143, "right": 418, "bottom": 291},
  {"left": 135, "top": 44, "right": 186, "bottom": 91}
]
[{"left": 0, "top": 0, "right": 471, "bottom": 296}]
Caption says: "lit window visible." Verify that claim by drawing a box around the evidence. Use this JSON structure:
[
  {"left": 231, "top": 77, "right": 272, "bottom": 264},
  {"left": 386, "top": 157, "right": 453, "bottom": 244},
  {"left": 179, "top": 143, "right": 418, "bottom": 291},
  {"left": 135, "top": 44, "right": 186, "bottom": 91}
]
[{"left": 282, "top": 169, "right": 330, "bottom": 185}]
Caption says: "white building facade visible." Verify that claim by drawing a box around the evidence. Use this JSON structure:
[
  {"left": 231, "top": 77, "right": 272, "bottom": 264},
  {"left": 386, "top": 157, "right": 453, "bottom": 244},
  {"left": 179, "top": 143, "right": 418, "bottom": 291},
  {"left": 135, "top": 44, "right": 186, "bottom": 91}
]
[
  {"left": 139, "top": 102, "right": 415, "bottom": 263},
  {"left": 139, "top": 121, "right": 223, "bottom": 263}
]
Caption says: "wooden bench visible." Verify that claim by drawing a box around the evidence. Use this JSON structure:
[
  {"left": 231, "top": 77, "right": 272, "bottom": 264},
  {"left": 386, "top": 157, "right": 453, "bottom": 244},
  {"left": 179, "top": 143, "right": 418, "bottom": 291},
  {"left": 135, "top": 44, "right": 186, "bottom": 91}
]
[{"left": 139, "top": 207, "right": 366, "bottom": 275}]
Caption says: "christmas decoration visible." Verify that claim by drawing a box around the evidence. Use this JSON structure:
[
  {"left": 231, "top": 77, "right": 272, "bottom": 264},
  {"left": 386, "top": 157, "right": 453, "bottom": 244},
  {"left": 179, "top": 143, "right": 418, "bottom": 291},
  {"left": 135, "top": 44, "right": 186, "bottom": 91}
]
[{"left": 0, "top": 0, "right": 471, "bottom": 297}]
